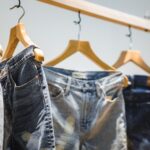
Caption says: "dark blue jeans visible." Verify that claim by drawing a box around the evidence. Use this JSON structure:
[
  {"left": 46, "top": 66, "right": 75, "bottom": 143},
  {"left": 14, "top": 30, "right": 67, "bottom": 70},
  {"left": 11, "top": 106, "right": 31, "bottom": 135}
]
[
  {"left": 123, "top": 75, "right": 150, "bottom": 150},
  {"left": 0, "top": 45, "right": 55, "bottom": 150}
]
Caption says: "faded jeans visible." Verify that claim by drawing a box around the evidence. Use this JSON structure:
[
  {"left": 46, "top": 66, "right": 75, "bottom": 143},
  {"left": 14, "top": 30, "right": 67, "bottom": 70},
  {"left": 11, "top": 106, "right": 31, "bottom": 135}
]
[{"left": 44, "top": 67, "right": 127, "bottom": 150}]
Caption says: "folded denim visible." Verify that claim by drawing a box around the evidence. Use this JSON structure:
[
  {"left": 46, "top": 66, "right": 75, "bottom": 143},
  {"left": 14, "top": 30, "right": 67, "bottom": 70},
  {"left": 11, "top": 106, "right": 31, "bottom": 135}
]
[
  {"left": 44, "top": 66, "right": 127, "bottom": 150},
  {"left": 124, "top": 75, "right": 150, "bottom": 150},
  {"left": 0, "top": 45, "right": 55, "bottom": 150}
]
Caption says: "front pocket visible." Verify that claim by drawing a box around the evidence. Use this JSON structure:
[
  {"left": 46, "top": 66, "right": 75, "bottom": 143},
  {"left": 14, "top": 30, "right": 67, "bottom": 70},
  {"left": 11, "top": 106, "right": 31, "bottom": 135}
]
[
  {"left": 14, "top": 75, "right": 40, "bottom": 90},
  {"left": 9, "top": 59, "right": 40, "bottom": 89},
  {"left": 48, "top": 82, "right": 64, "bottom": 100},
  {"left": 13, "top": 74, "right": 41, "bottom": 106}
]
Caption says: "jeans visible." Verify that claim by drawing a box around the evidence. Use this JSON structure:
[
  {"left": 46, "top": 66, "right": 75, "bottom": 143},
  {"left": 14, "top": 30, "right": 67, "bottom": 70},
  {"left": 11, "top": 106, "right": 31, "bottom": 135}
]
[
  {"left": 0, "top": 45, "right": 55, "bottom": 150},
  {"left": 44, "top": 67, "right": 127, "bottom": 150},
  {"left": 124, "top": 75, "right": 150, "bottom": 150}
]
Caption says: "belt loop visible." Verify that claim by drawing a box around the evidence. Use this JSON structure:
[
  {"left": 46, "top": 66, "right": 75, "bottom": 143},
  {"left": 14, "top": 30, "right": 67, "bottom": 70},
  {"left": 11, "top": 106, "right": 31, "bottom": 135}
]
[
  {"left": 130, "top": 76, "right": 134, "bottom": 88},
  {"left": 96, "top": 81, "right": 106, "bottom": 98},
  {"left": 65, "top": 77, "right": 72, "bottom": 95}
]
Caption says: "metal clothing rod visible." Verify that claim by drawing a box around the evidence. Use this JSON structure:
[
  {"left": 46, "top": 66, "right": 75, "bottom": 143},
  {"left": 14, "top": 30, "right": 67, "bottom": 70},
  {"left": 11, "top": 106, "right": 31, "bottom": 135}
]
[{"left": 38, "top": 0, "right": 150, "bottom": 32}]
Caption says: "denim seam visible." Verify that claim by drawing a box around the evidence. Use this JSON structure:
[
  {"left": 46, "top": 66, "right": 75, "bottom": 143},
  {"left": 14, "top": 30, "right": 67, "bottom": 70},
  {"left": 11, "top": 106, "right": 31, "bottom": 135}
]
[{"left": 38, "top": 66, "right": 55, "bottom": 149}]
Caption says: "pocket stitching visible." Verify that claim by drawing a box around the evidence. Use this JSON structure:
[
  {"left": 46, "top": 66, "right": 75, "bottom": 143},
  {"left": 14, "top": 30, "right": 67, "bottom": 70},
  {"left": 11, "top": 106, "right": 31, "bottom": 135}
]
[
  {"left": 9, "top": 59, "right": 40, "bottom": 89},
  {"left": 14, "top": 75, "right": 39, "bottom": 89}
]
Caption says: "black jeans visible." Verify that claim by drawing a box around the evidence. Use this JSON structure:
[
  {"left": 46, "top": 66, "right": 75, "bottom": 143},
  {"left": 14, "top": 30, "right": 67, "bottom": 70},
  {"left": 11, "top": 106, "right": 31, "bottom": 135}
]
[
  {"left": 0, "top": 45, "right": 55, "bottom": 150},
  {"left": 124, "top": 75, "right": 150, "bottom": 150}
]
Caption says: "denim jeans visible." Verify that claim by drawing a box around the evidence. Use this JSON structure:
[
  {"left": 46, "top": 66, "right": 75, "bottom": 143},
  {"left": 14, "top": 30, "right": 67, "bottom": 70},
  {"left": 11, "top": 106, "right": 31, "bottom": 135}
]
[
  {"left": 0, "top": 45, "right": 55, "bottom": 150},
  {"left": 123, "top": 75, "right": 150, "bottom": 150},
  {"left": 44, "top": 67, "right": 127, "bottom": 150}
]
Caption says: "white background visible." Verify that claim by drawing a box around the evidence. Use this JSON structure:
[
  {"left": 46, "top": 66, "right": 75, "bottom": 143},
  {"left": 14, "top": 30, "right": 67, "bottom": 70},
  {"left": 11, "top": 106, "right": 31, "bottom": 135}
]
[{"left": 0, "top": 0, "right": 150, "bottom": 75}]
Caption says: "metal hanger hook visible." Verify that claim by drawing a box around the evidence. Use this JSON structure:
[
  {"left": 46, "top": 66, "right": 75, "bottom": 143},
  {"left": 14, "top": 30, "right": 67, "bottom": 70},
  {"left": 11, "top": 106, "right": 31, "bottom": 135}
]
[
  {"left": 10, "top": 0, "right": 25, "bottom": 23},
  {"left": 74, "top": 11, "right": 82, "bottom": 40},
  {"left": 126, "top": 26, "right": 133, "bottom": 49}
]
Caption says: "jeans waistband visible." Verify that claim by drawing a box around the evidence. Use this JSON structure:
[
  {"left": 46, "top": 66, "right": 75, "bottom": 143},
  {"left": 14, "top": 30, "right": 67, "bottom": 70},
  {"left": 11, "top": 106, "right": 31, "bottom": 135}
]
[
  {"left": 124, "top": 75, "right": 150, "bottom": 103},
  {"left": 127, "top": 75, "right": 150, "bottom": 88},
  {"left": 44, "top": 66, "right": 124, "bottom": 92},
  {"left": 0, "top": 45, "right": 38, "bottom": 80}
]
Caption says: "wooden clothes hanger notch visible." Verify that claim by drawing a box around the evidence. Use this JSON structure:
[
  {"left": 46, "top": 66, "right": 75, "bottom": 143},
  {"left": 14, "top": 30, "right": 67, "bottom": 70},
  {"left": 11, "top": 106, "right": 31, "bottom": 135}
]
[{"left": 2, "top": 0, "right": 44, "bottom": 62}]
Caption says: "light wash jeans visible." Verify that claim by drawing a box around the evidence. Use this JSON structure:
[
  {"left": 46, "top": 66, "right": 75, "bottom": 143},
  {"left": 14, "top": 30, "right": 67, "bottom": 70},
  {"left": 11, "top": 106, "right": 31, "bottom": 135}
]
[{"left": 44, "top": 67, "right": 127, "bottom": 150}]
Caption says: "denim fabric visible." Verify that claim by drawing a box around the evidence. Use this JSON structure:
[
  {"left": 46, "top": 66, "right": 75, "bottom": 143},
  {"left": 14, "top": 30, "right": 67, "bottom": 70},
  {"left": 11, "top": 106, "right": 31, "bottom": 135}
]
[
  {"left": 0, "top": 45, "right": 55, "bottom": 150},
  {"left": 123, "top": 75, "right": 150, "bottom": 150},
  {"left": 44, "top": 67, "right": 127, "bottom": 150}
]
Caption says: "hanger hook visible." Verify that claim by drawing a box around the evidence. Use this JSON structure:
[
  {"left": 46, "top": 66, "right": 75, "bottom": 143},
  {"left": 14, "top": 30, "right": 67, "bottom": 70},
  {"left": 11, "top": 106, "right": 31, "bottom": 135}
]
[
  {"left": 74, "top": 11, "right": 82, "bottom": 40},
  {"left": 10, "top": 0, "right": 25, "bottom": 23},
  {"left": 126, "top": 26, "right": 133, "bottom": 49}
]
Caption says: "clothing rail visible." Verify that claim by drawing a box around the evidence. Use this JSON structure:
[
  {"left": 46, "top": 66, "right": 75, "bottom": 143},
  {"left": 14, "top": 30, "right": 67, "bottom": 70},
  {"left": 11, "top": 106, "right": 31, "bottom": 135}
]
[{"left": 38, "top": 0, "right": 150, "bottom": 32}]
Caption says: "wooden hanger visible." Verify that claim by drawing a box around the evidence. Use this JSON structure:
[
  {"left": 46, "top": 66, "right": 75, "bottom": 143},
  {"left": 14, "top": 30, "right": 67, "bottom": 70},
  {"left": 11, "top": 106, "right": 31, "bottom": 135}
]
[
  {"left": 113, "top": 50, "right": 150, "bottom": 74},
  {"left": 2, "top": 23, "right": 44, "bottom": 62},
  {"left": 45, "top": 40, "right": 129, "bottom": 87},
  {"left": 45, "top": 10, "right": 115, "bottom": 70},
  {"left": 45, "top": 40, "right": 115, "bottom": 70},
  {"left": 2, "top": 0, "right": 44, "bottom": 62},
  {"left": 113, "top": 26, "right": 150, "bottom": 73}
]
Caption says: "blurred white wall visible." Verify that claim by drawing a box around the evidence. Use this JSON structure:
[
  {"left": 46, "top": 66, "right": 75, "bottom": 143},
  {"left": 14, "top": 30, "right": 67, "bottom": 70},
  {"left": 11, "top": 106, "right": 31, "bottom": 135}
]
[{"left": 0, "top": 0, "right": 150, "bottom": 75}]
